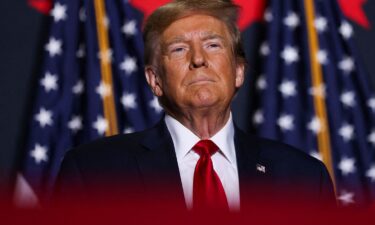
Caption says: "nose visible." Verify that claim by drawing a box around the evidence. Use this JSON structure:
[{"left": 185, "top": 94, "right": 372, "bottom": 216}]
[{"left": 189, "top": 45, "right": 208, "bottom": 69}]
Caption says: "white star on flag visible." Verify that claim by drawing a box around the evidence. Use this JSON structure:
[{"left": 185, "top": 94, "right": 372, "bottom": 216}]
[
  {"left": 338, "top": 56, "right": 355, "bottom": 74},
  {"left": 367, "top": 97, "right": 375, "bottom": 112},
  {"left": 368, "top": 130, "right": 375, "bottom": 147},
  {"left": 35, "top": 108, "right": 53, "bottom": 128},
  {"left": 310, "top": 151, "right": 322, "bottom": 161},
  {"left": 340, "top": 91, "right": 356, "bottom": 107},
  {"left": 253, "top": 109, "right": 264, "bottom": 126},
  {"left": 96, "top": 82, "right": 112, "bottom": 99},
  {"left": 45, "top": 37, "right": 62, "bottom": 57},
  {"left": 279, "top": 80, "right": 297, "bottom": 98},
  {"left": 277, "top": 114, "right": 294, "bottom": 131},
  {"left": 120, "top": 56, "right": 137, "bottom": 75},
  {"left": 124, "top": 127, "right": 135, "bottom": 134},
  {"left": 339, "top": 123, "right": 355, "bottom": 142},
  {"left": 256, "top": 75, "right": 267, "bottom": 91},
  {"left": 338, "top": 190, "right": 355, "bottom": 205},
  {"left": 264, "top": 8, "right": 273, "bottom": 22},
  {"left": 76, "top": 44, "right": 85, "bottom": 58},
  {"left": 72, "top": 80, "right": 84, "bottom": 95},
  {"left": 339, "top": 21, "right": 353, "bottom": 39},
  {"left": 283, "top": 12, "right": 300, "bottom": 29},
  {"left": 68, "top": 116, "right": 83, "bottom": 133},
  {"left": 281, "top": 46, "right": 299, "bottom": 64},
  {"left": 40, "top": 72, "right": 58, "bottom": 92},
  {"left": 316, "top": 49, "right": 328, "bottom": 65},
  {"left": 98, "top": 48, "right": 113, "bottom": 63},
  {"left": 121, "top": 93, "right": 137, "bottom": 109},
  {"left": 122, "top": 20, "right": 137, "bottom": 36},
  {"left": 92, "top": 116, "right": 108, "bottom": 136},
  {"left": 103, "top": 16, "right": 110, "bottom": 28},
  {"left": 79, "top": 7, "right": 86, "bottom": 22},
  {"left": 51, "top": 2, "right": 67, "bottom": 22},
  {"left": 309, "top": 84, "right": 326, "bottom": 98},
  {"left": 338, "top": 157, "right": 356, "bottom": 175},
  {"left": 314, "top": 16, "right": 328, "bottom": 32},
  {"left": 150, "top": 96, "right": 163, "bottom": 113},
  {"left": 366, "top": 165, "right": 375, "bottom": 182},
  {"left": 307, "top": 116, "right": 323, "bottom": 135},
  {"left": 30, "top": 144, "right": 48, "bottom": 164},
  {"left": 260, "top": 42, "right": 270, "bottom": 56}
]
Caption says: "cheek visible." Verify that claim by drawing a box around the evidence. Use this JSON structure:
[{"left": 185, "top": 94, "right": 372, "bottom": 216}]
[
  {"left": 164, "top": 58, "right": 189, "bottom": 81},
  {"left": 212, "top": 56, "right": 237, "bottom": 84},
  {"left": 162, "top": 63, "right": 187, "bottom": 95},
  {"left": 163, "top": 56, "right": 187, "bottom": 73}
]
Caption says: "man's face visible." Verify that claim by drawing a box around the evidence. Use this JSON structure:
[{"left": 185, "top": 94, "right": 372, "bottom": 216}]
[{"left": 146, "top": 14, "right": 244, "bottom": 114}]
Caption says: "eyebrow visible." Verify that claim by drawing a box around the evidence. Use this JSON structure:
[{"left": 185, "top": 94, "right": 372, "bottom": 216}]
[
  {"left": 164, "top": 32, "right": 226, "bottom": 48},
  {"left": 201, "top": 33, "right": 226, "bottom": 42}
]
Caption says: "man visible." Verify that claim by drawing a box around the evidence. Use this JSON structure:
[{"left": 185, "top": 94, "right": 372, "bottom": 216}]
[{"left": 55, "top": 0, "right": 335, "bottom": 210}]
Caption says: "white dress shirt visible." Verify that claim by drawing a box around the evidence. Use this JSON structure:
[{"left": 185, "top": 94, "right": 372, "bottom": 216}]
[{"left": 165, "top": 114, "right": 240, "bottom": 210}]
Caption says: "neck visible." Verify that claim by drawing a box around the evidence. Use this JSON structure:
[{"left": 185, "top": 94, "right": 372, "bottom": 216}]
[{"left": 167, "top": 108, "right": 231, "bottom": 139}]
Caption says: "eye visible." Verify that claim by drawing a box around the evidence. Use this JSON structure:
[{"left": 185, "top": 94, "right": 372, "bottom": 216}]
[
  {"left": 167, "top": 44, "right": 188, "bottom": 57},
  {"left": 205, "top": 42, "right": 222, "bottom": 50},
  {"left": 172, "top": 47, "right": 186, "bottom": 53},
  {"left": 209, "top": 43, "right": 220, "bottom": 48}
]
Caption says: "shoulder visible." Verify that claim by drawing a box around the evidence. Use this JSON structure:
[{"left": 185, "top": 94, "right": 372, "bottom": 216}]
[
  {"left": 235, "top": 128, "right": 327, "bottom": 174},
  {"left": 258, "top": 137, "right": 320, "bottom": 166},
  {"left": 236, "top": 130, "right": 336, "bottom": 198},
  {"left": 63, "top": 125, "right": 157, "bottom": 165}
]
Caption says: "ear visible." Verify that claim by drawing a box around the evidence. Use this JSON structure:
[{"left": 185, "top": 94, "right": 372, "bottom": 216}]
[
  {"left": 235, "top": 62, "right": 245, "bottom": 88},
  {"left": 145, "top": 66, "right": 163, "bottom": 97}
]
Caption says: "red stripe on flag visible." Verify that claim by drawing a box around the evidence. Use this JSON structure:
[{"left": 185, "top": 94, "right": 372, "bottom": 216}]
[
  {"left": 28, "top": 0, "right": 52, "bottom": 14},
  {"left": 234, "top": 0, "right": 266, "bottom": 30},
  {"left": 130, "top": 0, "right": 170, "bottom": 21},
  {"left": 130, "top": 0, "right": 266, "bottom": 30},
  {"left": 338, "top": 0, "right": 371, "bottom": 29}
]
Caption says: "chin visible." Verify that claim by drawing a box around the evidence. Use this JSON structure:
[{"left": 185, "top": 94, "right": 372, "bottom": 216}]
[
  {"left": 190, "top": 98, "right": 219, "bottom": 110},
  {"left": 186, "top": 87, "right": 222, "bottom": 108}
]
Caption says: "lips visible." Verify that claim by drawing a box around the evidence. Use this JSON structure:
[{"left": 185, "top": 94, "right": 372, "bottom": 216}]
[
  {"left": 189, "top": 80, "right": 214, "bottom": 86},
  {"left": 188, "top": 75, "right": 216, "bottom": 85}
]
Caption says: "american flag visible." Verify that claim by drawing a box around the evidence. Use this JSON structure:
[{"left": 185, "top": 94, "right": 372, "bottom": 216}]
[
  {"left": 249, "top": 0, "right": 375, "bottom": 206},
  {"left": 15, "top": 0, "right": 162, "bottom": 205}
]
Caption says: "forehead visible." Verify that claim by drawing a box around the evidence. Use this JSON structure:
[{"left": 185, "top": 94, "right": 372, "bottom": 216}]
[{"left": 161, "top": 14, "right": 230, "bottom": 43}]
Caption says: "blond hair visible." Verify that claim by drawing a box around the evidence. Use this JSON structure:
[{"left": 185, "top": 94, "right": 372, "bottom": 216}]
[{"left": 143, "top": 0, "right": 246, "bottom": 68}]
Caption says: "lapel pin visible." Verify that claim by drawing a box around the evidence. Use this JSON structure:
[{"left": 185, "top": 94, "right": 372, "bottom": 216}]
[{"left": 256, "top": 163, "right": 266, "bottom": 173}]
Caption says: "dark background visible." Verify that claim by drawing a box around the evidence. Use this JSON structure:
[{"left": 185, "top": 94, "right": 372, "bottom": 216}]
[{"left": 1, "top": 1, "right": 375, "bottom": 196}]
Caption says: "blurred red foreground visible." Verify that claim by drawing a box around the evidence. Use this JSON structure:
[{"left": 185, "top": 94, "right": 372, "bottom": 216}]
[{"left": 2, "top": 192, "right": 375, "bottom": 225}]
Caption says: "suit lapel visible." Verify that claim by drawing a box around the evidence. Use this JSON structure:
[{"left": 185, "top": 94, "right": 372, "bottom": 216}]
[
  {"left": 135, "top": 121, "right": 270, "bottom": 208},
  {"left": 136, "top": 120, "right": 185, "bottom": 207},
  {"left": 234, "top": 126, "right": 271, "bottom": 206}
]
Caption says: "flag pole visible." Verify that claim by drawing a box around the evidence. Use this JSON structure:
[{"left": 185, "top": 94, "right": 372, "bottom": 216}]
[
  {"left": 94, "top": 0, "right": 119, "bottom": 136},
  {"left": 304, "top": 0, "right": 336, "bottom": 193}
]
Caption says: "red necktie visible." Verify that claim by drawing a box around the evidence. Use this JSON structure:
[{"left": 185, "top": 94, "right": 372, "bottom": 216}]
[{"left": 192, "top": 140, "right": 228, "bottom": 210}]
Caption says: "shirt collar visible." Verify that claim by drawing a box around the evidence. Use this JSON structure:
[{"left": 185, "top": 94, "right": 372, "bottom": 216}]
[
  {"left": 211, "top": 114, "right": 236, "bottom": 165},
  {"left": 164, "top": 113, "right": 236, "bottom": 165}
]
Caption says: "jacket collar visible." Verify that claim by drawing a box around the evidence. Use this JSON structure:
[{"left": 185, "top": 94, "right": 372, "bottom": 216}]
[
  {"left": 234, "top": 125, "right": 271, "bottom": 207},
  {"left": 137, "top": 120, "right": 186, "bottom": 207},
  {"left": 138, "top": 119, "right": 266, "bottom": 208}
]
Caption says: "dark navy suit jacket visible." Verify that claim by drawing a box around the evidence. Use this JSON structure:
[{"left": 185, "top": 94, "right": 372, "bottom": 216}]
[{"left": 55, "top": 120, "right": 336, "bottom": 208}]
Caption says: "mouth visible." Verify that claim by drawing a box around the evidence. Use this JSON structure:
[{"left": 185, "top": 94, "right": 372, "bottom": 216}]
[{"left": 188, "top": 77, "right": 215, "bottom": 86}]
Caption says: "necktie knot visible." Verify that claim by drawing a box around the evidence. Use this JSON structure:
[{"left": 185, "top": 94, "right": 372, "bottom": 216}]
[{"left": 193, "top": 139, "right": 219, "bottom": 157}]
